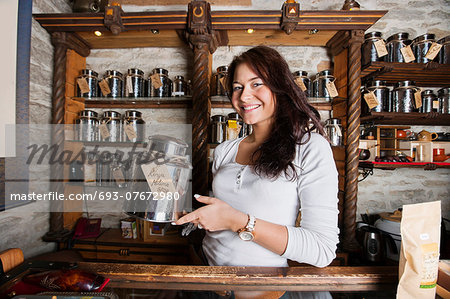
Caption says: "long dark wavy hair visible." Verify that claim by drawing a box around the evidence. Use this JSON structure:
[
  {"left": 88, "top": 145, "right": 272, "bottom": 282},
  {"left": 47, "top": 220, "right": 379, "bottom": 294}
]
[{"left": 227, "top": 46, "right": 326, "bottom": 180}]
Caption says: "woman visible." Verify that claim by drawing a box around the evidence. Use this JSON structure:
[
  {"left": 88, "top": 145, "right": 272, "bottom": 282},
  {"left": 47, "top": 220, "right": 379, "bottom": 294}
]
[{"left": 176, "top": 46, "right": 339, "bottom": 269}]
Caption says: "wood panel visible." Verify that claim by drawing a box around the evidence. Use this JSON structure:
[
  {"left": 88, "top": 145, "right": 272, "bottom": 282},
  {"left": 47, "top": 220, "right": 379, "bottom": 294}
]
[
  {"left": 361, "top": 112, "right": 450, "bottom": 126},
  {"left": 121, "top": 0, "right": 251, "bottom": 5},
  {"left": 227, "top": 30, "right": 337, "bottom": 46}
]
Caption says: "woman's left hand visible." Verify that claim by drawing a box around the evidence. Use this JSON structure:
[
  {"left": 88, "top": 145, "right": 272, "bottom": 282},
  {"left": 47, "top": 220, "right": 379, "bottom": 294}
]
[{"left": 175, "top": 194, "right": 247, "bottom": 232}]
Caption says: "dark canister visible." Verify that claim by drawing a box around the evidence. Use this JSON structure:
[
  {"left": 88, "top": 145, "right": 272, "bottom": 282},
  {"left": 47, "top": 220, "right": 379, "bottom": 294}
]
[
  {"left": 76, "top": 110, "right": 99, "bottom": 141},
  {"left": 172, "top": 75, "right": 187, "bottom": 97},
  {"left": 76, "top": 69, "right": 98, "bottom": 98},
  {"left": 412, "top": 33, "right": 437, "bottom": 63},
  {"left": 210, "top": 115, "right": 227, "bottom": 144},
  {"left": 102, "top": 70, "right": 123, "bottom": 98},
  {"left": 419, "top": 90, "right": 438, "bottom": 113},
  {"left": 392, "top": 81, "right": 418, "bottom": 113},
  {"left": 363, "top": 80, "right": 390, "bottom": 113},
  {"left": 293, "top": 71, "right": 311, "bottom": 97},
  {"left": 313, "top": 70, "right": 335, "bottom": 99},
  {"left": 125, "top": 68, "right": 145, "bottom": 98},
  {"left": 215, "top": 66, "right": 229, "bottom": 96},
  {"left": 362, "top": 32, "right": 385, "bottom": 66},
  {"left": 148, "top": 68, "right": 172, "bottom": 97},
  {"left": 386, "top": 33, "right": 412, "bottom": 63},
  {"left": 438, "top": 87, "right": 450, "bottom": 114},
  {"left": 100, "top": 111, "right": 122, "bottom": 142},
  {"left": 123, "top": 110, "right": 145, "bottom": 142},
  {"left": 438, "top": 35, "right": 450, "bottom": 64}
]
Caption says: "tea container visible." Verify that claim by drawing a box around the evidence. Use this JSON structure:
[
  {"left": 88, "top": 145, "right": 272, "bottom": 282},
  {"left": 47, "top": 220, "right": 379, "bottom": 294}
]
[
  {"left": 76, "top": 110, "right": 99, "bottom": 141},
  {"left": 363, "top": 80, "right": 390, "bottom": 113},
  {"left": 438, "top": 35, "right": 450, "bottom": 64},
  {"left": 386, "top": 32, "right": 412, "bottom": 63},
  {"left": 123, "top": 110, "right": 145, "bottom": 142},
  {"left": 215, "top": 66, "right": 229, "bottom": 96},
  {"left": 102, "top": 70, "right": 123, "bottom": 98},
  {"left": 361, "top": 32, "right": 385, "bottom": 66},
  {"left": 325, "top": 118, "right": 342, "bottom": 146},
  {"left": 172, "top": 75, "right": 187, "bottom": 97},
  {"left": 148, "top": 68, "right": 172, "bottom": 97},
  {"left": 210, "top": 115, "right": 226, "bottom": 144},
  {"left": 419, "top": 90, "right": 437, "bottom": 113},
  {"left": 293, "top": 70, "right": 311, "bottom": 97},
  {"left": 392, "top": 81, "right": 418, "bottom": 113},
  {"left": 226, "top": 113, "right": 245, "bottom": 140},
  {"left": 312, "top": 69, "right": 335, "bottom": 99},
  {"left": 110, "top": 153, "right": 127, "bottom": 188},
  {"left": 100, "top": 110, "right": 122, "bottom": 142},
  {"left": 412, "top": 33, "right": 437, "bottom": 63},
  {"left": 76, "top": 69, "right": 98, "bottom": 98},
  {"left": 438, "top": 87, "right": 450, "bottom": 114},
  {"left": 125, "top": 68, "right": 145, "bottom": 98}
]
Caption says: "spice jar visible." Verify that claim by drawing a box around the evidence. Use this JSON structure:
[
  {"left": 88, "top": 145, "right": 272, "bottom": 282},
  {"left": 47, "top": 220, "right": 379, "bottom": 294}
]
[
  {"left": 125, "top": 68, "right": 145, "bottom": 98},
  {"left": 215, "top": 66, "right": 229, "bottom": 96},
  {"left": 361, "top": 32, "right": 385, "bottom": 66},
  {"left": 392, "top": 81, "right": 418, "bottom": 113},
  {"left": 100, "top": 111, "right": 122, "bottom": 142},
  {"left": 438, "top": 87, "right": 450, "bottom": 114},
  {"left": 148, "top": 68, "right": 172, "bottom": 97},
  {"left": 438, "top": 35, "right": 450, "bottom": 64},
  {"left": 172, "top": 75, "right": 187, "bottom": 97},
  {"left": 363, "top": 80, "right": 390, "bottom": 113},
  {"left": 76, "top": 110, "right": 99, "bottom": 141},
  {"left": 312, "top": 70, "right": 335, "bottom": 100},
  {"left": 123, "top": 110, "right": 145, "bottom": 142},
  {"left": 412, "top": 33, "right": 437, "bottom": 63},
  {"left": 386, "top": 33, "right": 412, "bottom": 63},
  {"left": 76, "top": 69, "right": 98, "bottom": 98},
  {"left": 419, "top": 90, "right": 438, "bottom": 113},
  {"left": 293, "top": 71, "right": 311, "bottom": 97},
  {"left": 325, "top": 118, "right": 342, "bottom": 146},
  {"left": 226, "top": 113, "right": 244, "bottom": 140},
  {"left": 210, "top": 115, "right": 227, "bottom": 144},
  {"left": 102, "top": 70, "right": 123, "bottom": 98}
]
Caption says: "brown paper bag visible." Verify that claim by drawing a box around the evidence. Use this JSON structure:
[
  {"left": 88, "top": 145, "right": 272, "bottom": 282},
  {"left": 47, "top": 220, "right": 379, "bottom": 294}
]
[{"left": 397, "top": 200, "right": 441, "bottom": 299}]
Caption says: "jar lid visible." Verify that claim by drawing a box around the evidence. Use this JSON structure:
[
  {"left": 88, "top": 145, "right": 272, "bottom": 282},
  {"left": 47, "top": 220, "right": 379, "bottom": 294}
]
[
  {"left": 227, "top": 112, "right": 242, "bottom": 121},
  {"left": 211, "top": 115, "right": 226, "bottom": 122},
  {"left": 438, "top": 35, "right": 450, "bottom": 44},
  {"left": 292, "top": 71, "right": 308, "bottom": 77},
  {"left": 128, "top": 68, "right": 144, "bottom": 76},
  {"left": 152, "top": 68, "right": 169, "bottom": 75},
  {"left": 386, "top": 32, "right": 410, "bottom": 43},
  {"left": 395, "top": 80, "right": 416, "bottom": 88},
  {"left": 148, "top": 134, "right": 188, "bottom": 157},
  {"left": 124, "top": 110, "right": 142, "bottom": 118},
  {"left": 318, "top": 69, "right": 333, "bottom": 77},
  {"left": 438, "top": 87, "right": 450, "bottom": 95},
  {"left": 325, "top": 118, "right": 341, "bottom": 125},
  {"left": 421, "top": 89, "right": 436, "bottom": 96},
  {"left": 81, "top": 69, "right": 98, "bottom": 77},
  {"left": 413, "top": 33, "right": 436, "bottom": 43},
  {"left": 364, "top": 31, "right": 382, "bottom": 39},
  {"left": 174, "top": 75, "right": 185, "bottom": 80},
  {"left": 366, "top": 80, "right": 387, "bottom": 88},
  {"left": 102, "top": 110, "right": 121, "bottom": 119},
  {"left": 78, "top": 110, "right": 98, "bottom": 118},
  {"left": 105, "top": 70, "right": 122, "bottom": 77},
  {"left": 217, "top": 66, "right": 228, "bottom": 73}
]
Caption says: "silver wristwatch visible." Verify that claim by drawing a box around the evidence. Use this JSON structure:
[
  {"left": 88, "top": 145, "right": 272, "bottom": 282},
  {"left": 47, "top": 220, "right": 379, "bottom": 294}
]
[{"left": 238, "top": 214, "right": 256, "bottom": 241}]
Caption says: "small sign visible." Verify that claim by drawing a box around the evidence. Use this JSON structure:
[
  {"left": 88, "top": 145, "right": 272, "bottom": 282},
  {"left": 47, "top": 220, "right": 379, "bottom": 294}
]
[
  {"left": 77, "top": 78, "right": 90, "bottom": 94},
  {"left": 425, "top": 42, "right": 443, "bottom": 60},
  {"left": 432, "top": 100, "right": 440, "bottom": 110},
  {"left": 363, "top": 91, "right": 380, "bottom": 110},
  {"left": 98, "top": 79, "right": 111, "bottom": 96},
  {"left": 125, "top": 123, "right": 137, "bottom": 140},
  {"left": 401, "top": 45, "right": 415, "bottom": 63},
  {"left": 218, "top": 77, "right": 226, "bottom": 90},
  {"left": 99, "top": 123, "right": 110, "bottom": 139},
  {"left": 112, "top": 168, "right": 126, "bottom": 185},
  {"left": 150, "top": 74, "right": 163, "bottom": 89},
  {"left": 141, "top": 163, "right": 176, "bottom": 195},
  {"left": 374, "top": 39, "right": 388, "bottom": 58},
  {"left": 126, "top": 76, "right": 133, "bottom": 94},
  {"left": 326, "top": 81, "right": 339, "bottom": 98},
  {"left": 295, "top": 77, "right": 307, "bottom": 92},
  {"left": 414, "top": 89, "right": 422, "bottom": 109}
]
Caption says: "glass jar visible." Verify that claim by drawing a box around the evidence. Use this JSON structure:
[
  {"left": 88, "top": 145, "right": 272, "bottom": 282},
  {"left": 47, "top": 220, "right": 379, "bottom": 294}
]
[
  {"left": 215, "top": 66, "right": 229, "bottom": 96},
  {"left": 312, "top": 69, "right": 335, "bottom": 100},
  {"left": 123, "top": 110, "right": 145, "bottom": 142},
  {"left": 148, "top": 68, "right": 172, "bottom": 97},
  {"left": 437, "top": 35, "right": 450, "bottom": 64},
  {"left": 392, "top": 81, "right": 418, "bottom": 113},
  {"left": 110, "top": 153, "right": 127, "bottom": 188},
  {"left": 210, "top": 115, "right": 227, "bottom": 144},
  {"left": 363, "top": 80, "right": 390, "bottom": 113},
  {"left": 226, "top": 113, "right": 244, "bottom": 140},
  {"left": 386, "top": 32, "right": 412, "bottom": 63},
  {"left": 186, "top": 80, "right": 192, "bottom": 96},
  {"left": 76, "top": 69, "right": 98, "bottom": 98},
  {"left": 96, "top": 151, "right": 113, "bottom": 187},
  {"left": 76, "top": 110, "right": 99, "bottom": 141},
  {"left": 172, "top": 75, "right": 187, "bottom": 97},
  {"left": 419, "top": 90, "right": 437, "bottom": 113},
  {"left": 412, "top": 33, "right": 437, "bottom": 63},
  {"left": 361, "top": 32, "right": 385, "bottom": 66},
  {"left": 325, "top": 118, "right": 342, "bottom": 146},
  {"left": 102, "top": 70, "right": 123, "bottom": 98},
  {"left": 292, "top": 70, "right": 311, "bottom": 97},
  {"left": 125, "top": 68, "right": 145, "bottom": 98},
  {"left": 100, "top": 110, "right": 122, "bottom": 142},
  {"left": 438, "top": 87, "right": 450, "bottom": 114}
]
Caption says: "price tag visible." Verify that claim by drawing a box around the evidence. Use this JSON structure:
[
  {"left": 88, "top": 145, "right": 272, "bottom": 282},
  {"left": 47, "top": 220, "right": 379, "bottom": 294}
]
[
  {"left": 112, "top": 168, "right": 126, "bottom": 185},
  {"left": 141, "top": 162, "right": 176, "bottom": 194},
  {"left": 401, "top": 45, "right": 415, "bottom": 63},
  {"left": 76, "top": 78, "right": 90, "bottom": 94},
  {"left": 374, "top": 39, "right": 388, "bottom": 58},
  {"left": 326, "top": 81, "right": 339, "bottom": 98},
  {"left": 425, "top": 42, "right": 443, "bottom": 60},
  {"left": 363, "top": 91, "right": 380, "bottom": 110},
  {"left": 414, "top": 89, "right": 422, "bottom": 109},
  {"left": 98, "top": 79, "right": 111, "bottom": 96},
  {"left": 295, "top": 77, "right": 307, "bottom": 92},
  {"left": 432, "top": 100, "right": 440, "bottom": 110},
  {"left": 172, "top": 91, "right": 185, "bottom": 96},
  {"left": 124, "top": 123, "right": 137, "bottom": 141},
  {"left": 126, "top": 76, "right": 133, "bottom": 94},
  {"left": 150, "top": 74, "right": 163, "bottom": 89},
  {"left": 99, "top": 122, "right": 110, "bottom": 139},
  {"left": 218, "top": 76, "right": 226, "bottom": 90}
]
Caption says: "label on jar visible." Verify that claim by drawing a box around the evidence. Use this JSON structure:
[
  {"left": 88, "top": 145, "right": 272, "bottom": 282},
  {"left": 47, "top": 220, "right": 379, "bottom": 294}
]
[
  {"left": 150, "top": 74, "right": 163, "bottom": 89},
  {"left": 227, "top": 120, "right": 242, "bottom": 140},
  {"left": 98, "top": 79, "right": 111, "bottom": 96},
  {"left": 112, "top": 168, "right": 126, "bottom": 186},
  {"left": 326, "top": 81, "right": 339, "bottom": 98},
  {"left": 140, "top": 162, "right": 176, "bottom": 195},
  {"left": 126, "top": 76, "right": 133, "bottom": 94},
  {"left": 414, "top": 89, "right": 423, "bottom": 109},
  {"left": 432, "top": 100, "right": 439, "bottom": 110},
  {"left": 295, "top": 77, "right": 307, "bottom": 92},
  {"left": 374, "top": 39, "right": 388, "bottom": 58},
  {"left": 172, "top": 91, "right": 185, "bottom": 96},
  {"left": 84, "top": 160, "right": 97, "bottom": 186},
  {"left": 124, "top": 123, "right": 137, "bottom": 140},
  {"left": 219, "top": 77, "right": 226, "bottom": 91},
  {"left": 425, "top": 42, "right": 443, "bottom": 60},
  {"left": 99, "top": 122, "right": 111, "bottom": 139},
  {"left": 401, "top": 45, "right": 415, "bottom": 63},
  {"left": 77, "top": 78, "right": 90, "bottom": 94},
  {"left": 363, "top": 91, "right": 380, "bottom": 110},
  {"left": 420, "top": 242, "right": 439, "bottom": 289}
]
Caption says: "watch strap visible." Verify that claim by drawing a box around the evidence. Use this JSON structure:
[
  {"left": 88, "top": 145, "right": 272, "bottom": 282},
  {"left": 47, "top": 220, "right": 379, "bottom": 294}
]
[{"left": 246, "top": 214, "right": 256, "bottom": 232}]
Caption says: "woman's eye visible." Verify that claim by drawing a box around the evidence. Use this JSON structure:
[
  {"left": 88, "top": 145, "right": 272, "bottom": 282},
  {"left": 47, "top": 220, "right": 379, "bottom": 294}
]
[
  {"left": 253, "top": 82, "right": 263, "bottom": 87},
  {"left": 233, "top": 86, "right": 243, "bottom": 91}
]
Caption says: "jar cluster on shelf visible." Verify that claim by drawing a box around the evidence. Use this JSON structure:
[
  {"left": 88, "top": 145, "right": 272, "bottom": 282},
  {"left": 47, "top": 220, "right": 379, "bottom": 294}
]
[
  {"left": 362, "top": 32, "right": 449, "bottom": 65},
  {"left": 210, "top": 113, "right": 253, "bottom": 144},
  {"left": 76, "top": 68, "right": 191, "bottom": 99}
]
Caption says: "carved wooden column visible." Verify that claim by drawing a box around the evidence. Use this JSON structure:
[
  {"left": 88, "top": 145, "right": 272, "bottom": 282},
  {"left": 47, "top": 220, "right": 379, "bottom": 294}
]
[{"left": 342, "top": 29, "right": 364, "bottom": 252}]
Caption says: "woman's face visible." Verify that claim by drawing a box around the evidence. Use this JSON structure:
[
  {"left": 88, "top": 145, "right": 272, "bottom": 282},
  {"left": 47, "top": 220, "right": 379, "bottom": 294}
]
[{"left": 231, "top": 63, "right": 276, "bottom": 127}]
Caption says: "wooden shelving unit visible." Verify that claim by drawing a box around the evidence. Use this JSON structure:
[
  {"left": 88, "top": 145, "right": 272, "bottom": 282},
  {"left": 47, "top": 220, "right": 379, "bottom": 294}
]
[
  {"left": 361, "top": 111, "right": 450, "bottom": 126},
  {"left": 359, "top": 161, "right": 450, "bottom": 170}
]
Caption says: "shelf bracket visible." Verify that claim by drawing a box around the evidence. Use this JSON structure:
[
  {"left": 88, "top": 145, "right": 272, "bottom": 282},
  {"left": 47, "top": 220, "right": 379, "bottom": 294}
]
[
  {"left": 281, "top": 0, "right": 300, "bottom": 35},
  {"left": 104, "top": 2, "right": 124, "bottom": 35},
  {"left": 358, "top": 166, "right": 373, "bottom": 182}
]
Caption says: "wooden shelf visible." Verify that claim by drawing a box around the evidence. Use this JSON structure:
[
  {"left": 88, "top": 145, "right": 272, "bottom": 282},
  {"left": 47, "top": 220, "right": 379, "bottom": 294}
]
[
  {"left": 361, "top": 111, "right": 450, "bottom": 126},
  {"left": 211, "top": 96, "right": 342, "bottom": 110},
  {"left": 359, "top": 161, "right": 450, "bottom": 170},
  {"left": 66, "top": 140, "right": 148, "bottom": 147},
  {"left": 83, "top": 97, "right": 192, "bottom": 109},
  {"left": 361, "top": 61, "right": 450, "bottom": 87}
]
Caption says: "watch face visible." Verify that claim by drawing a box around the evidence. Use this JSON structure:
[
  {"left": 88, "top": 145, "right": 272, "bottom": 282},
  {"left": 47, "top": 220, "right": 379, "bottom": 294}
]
[{"left": 239, "top": 230, "right": 254, "bottom": 241}]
